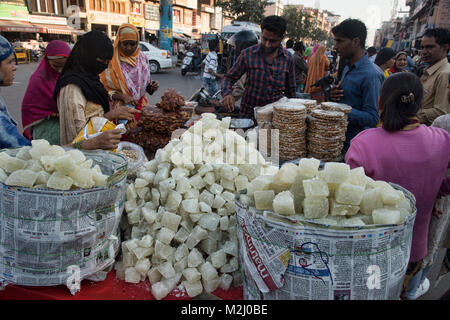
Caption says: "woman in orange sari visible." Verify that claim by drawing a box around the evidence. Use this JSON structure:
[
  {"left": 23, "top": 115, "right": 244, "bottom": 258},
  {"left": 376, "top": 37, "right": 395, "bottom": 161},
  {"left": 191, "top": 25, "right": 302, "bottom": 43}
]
[
  {"left": 100, "top": 23, "right": 159, "bottom": 128},
  {"left": 304, "top": 45, "right": 330, "bottom": 103}
]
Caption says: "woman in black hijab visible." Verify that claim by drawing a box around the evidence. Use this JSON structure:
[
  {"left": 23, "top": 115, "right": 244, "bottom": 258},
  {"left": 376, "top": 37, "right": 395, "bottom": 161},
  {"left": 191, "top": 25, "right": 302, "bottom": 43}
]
[{"left": 54, "top": 30, "right": 138, "bottom": 149}]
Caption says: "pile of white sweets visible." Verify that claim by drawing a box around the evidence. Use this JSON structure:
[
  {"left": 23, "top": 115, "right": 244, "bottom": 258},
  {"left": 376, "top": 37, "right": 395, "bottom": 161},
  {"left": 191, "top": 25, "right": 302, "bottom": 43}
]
[
  {"left": 0, "top": 140, "right": 108, "bottom": 190},
  {"left": 245, "top": 158, "right": 414, "bottom": 227},
  {"left": 117, "top": 113, "right": 279, "bottom": 299}
]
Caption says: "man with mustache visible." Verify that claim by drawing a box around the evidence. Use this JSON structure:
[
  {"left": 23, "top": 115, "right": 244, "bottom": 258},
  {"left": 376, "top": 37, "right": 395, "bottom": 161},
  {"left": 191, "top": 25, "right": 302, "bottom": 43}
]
[
  {"left": 221, "top": 15, "right": 296, "bottom": 121},
  {"left": 418, "top": 28, "right": 450, "bottom": 126}
]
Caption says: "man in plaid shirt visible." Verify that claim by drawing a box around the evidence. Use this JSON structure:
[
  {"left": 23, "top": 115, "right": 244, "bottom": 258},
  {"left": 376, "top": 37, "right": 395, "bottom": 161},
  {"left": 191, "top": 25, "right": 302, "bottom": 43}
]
[{"left": 222, "top": 16, "right": 296, "bottom": 120}]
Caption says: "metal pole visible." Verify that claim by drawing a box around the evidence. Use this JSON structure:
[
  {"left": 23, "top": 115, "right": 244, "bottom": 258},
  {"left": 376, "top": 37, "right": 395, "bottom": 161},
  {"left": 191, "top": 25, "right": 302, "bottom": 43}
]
[{"left": 159, "top": 0, "right": 173, "bottom": 55}]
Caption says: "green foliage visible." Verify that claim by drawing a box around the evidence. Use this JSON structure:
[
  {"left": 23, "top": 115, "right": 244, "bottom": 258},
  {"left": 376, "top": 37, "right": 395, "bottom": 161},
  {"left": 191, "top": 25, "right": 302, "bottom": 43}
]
[
  {"left": 216, "top": 0, "right": 271, "bottom": 25},
  {"left": 282, "top": 6, "right": 314, "bottom": 41}
]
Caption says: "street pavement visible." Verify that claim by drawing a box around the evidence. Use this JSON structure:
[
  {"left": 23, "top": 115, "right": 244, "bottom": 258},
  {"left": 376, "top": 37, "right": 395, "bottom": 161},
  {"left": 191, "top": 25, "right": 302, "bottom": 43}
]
[{"left": 1, "top": 59, "right": 448, "bottom": 300}]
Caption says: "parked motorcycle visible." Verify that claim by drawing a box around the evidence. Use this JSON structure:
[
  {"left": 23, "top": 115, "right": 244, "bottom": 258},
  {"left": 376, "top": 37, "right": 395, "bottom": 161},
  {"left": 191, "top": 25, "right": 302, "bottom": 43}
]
[
  {"left": 181, "top": 51, "right": 196, "bottom": 76},
  {"left": 30, "top": 50, "right": 40, "bottom": 63}
]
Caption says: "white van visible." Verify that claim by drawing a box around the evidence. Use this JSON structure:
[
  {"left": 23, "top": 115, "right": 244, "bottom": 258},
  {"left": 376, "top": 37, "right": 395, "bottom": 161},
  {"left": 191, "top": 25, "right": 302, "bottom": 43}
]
[{"left": 139, "top": 41, "right": 173, "bottom": 73}]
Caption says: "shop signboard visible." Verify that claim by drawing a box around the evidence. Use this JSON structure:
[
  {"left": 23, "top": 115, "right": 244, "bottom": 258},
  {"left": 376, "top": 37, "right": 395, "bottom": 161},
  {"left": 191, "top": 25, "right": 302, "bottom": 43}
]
[
  {"left": 129, "top": 15, "right": 145, "bottom": 28},
  {"left": 0, "top": 4, "right": 29, "bottom": 21}
]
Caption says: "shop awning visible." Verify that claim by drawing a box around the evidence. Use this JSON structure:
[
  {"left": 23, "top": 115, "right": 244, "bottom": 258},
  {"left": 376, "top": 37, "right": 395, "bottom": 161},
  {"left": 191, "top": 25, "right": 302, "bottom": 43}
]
[
  {"left": 0, "top": 20, "right": 45, "bottom": 33},
  {"left": 33, "top": 23, "right": 85, "bottom": 35}
]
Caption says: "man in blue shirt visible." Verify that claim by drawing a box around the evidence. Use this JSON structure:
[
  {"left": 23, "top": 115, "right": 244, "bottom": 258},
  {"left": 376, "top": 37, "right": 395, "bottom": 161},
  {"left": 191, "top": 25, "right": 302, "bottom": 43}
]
[{"left": 330, "top": 19, "right": 384, "bottom": 151}]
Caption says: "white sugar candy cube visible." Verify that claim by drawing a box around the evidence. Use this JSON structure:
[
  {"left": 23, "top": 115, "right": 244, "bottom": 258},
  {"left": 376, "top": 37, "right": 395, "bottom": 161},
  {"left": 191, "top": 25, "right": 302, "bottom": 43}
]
[
  {"left": 209, "top": 183, "right": 223, "bottom": 195},
  {"left": 175, "top": 244, "right": 189, "bottom": 261},
  {"left": 126, "top": 183, "right": 137, "bottom": 201},
  {"left": 192, "top": 225, "right": 208, "bottom": 241},
  {"left": 39, "top": 155, "right": 57, "bottom": 172},
  {"left": 183, "top": 268, "right": 201, "bottom": 283},
  {"left": 199, "top": 190, "right": 214, "bottom": 207},
  {"left": 0, "top": 168, "right": 7, "bottom": 183},
  {"left": 15, "top": 146, "right": 31, "bottom": 161},
  {"left": 398, "top": 198, "right": 412, "bottom": 214},
  {"left": 188, "top": 248, "right": 204, "bottom": 268},
  {"left": 304, "top": 197, "right": 329, "bottom": 219},
  {"left": 127, "top": 208, "right": 141, "bottom": 225},
  {"left": 247, "top": 175, "right": 273, "bottom": 196},
  {"left": 372, "top": 208, "right": 401, "bottom": 225},
  {"left": 322, "top": 162, "right": 350, "bottom": 184},
  {"left": 360, "top": 188, "right": 383, "bottom": 215},
  {"left": 69, "top": 167, "right": 94, "bottom": 189},
  {"left": 347, "top": 167, "right": 367, "bottom": 188},
  {"left": 203, "top": 277, "right": 221, "bottom": 293},
  {"left": 161, "top": 211, "right": 182, "bottom": 232},
  {"left": 183, "top": 280, "right": 203, "bottom": 298},
  {"left": 154, "top": 240, "right": 175, "bottom": 260},
  {"left": 157, "top": 261, "right": 176, "bottom": 279},
  {"left": 238, "top": 164, "right": 263, "bottom": 181},
  {"left": 66, "top": 149, "right": 86, "bottom": 164},
  {"left": 132, "top": 247, "right": 153, "bottom": 260},
  {"left": 290, "top": 174, "right": 309, "bottom": 214},
  {"left": 135, "top": 258, "right": 151, "bottom": 277},
  {"left": 151, "top": 281, "right": 170, "bottom": 300},
  {"left": 26, "top": 159, "right": 43, "bottom": 172},
  {"left": 92, "top": 171, "right": 107, "bottom": 187},
  {"left": 2, "top": 153, "right": 27, "bottom": 173},
  {"left": 147, "top": 267, "right": 162, "bottom": 285},
  {"left": 198, "top": 214, "right": 220, "bottom": 231},
  {"left": 273, "top": 191, "right": 296, "bottom": 216},
  {"left": 200, "top": 261, "right": 218, "bottom": 281},
  {"left": 239, "top": 194, "right": 254, "bottom": 207},
  {"left": 142, "top": 207, "right": 157, "bottom": 224},
  {"left": 380, "top": 186, "right": 402, "bottom": 206},
  {"left": 29, "top": 139, "right": 51, "bottom": 160},
  {"left": 135, "top": 187, "right": 149, "bottom": 201},
  {"left": 176, "top": 176, "right": 191, "bottom": 194},
  {"left": 221, "top": 191, "right": 235, "bottom": 203},
  {"left": 199, "top": 201, "right": 212, "bottom": 214},
  {"left": 212, "top": 195, "right": 226, "bottom": 209},
  {"left": 5, "top": 169, "right": 38, "bottom": 188},
  {"left": 79, "top": 158, "right": 93, "bottom": 169},
  {"left": 203, "top": 172, "right": 216, "bottom": 185},
  {"left": 234, "top": 175, "right": 249, "bottom": 191},
  {"left": 335, "top": 183, "right": 365, "bottom": 206},
  {"left": 211, "top": 250, "right": 227, "bottom": 269},
  {"left": 201, "top": 239, "right": 218, "bottom": 255},
  {"left": 173, "top": 228, "right": 189, "bottom": 243},
  {"left": 182, "top": 199, "right": 199, "bottom": 214},
  {"left": 157, "top": 227, "right": 175, "bottom": 245},
  {"left": 303, "top": 177, "right": 329, "bottom": 198},
  {"left": 166, "top": 190, "right": 182, "bottom": 212},
  {"left": 254, "top": 190, "right": 275, "bottom": 211},
  {"left": 154, "top": 166, "right": 169, "bottom": 185},
  {"left": 124, "top": 267, "right": 141, "bottom": 284},
  {"left": 174, "top": 257, "right": 187, "bottom": 273},
  {"left": 47, "top": 172, "right": 73, "bottom": 190},
  {"left": 53, "top": 154, "right": 76, "bottom": 175},
  {"left": 271, "top": 163, "right": 299, "bottom": 193},
  {"left": 220, "top": 178, "right": 235, "bottom": 191},
  {"left": 298, "top": 158, "right": 321, "bottom": 178},
  {"left": 134, "top": 178, "right": 148, "bottom": 189},
  {"left": 220, "top": 164, "right": 239, "bottom": 180},
  {"left": 222, "top": 241, "right": 238, "bottom": 257},
  {"left": 188, "top": 213, "right": 202, "bottom": 224},
  {"left": 139, "top": 235, "right": 154, "bottom": 248},
  {"left": 189, "top": 174, "right": 205, "bottom": 190},
  {"left": 220, "top": 273, "right": 233, "bottom": 291},
  {"left": 219, "top": 216, "right": 229, "bottom": 231},
  {"left": 329, "top": 199, "right": 359, "bottom": 216},
  {"left": 340, "top": 217, "right": 366, "bottom": 227}
]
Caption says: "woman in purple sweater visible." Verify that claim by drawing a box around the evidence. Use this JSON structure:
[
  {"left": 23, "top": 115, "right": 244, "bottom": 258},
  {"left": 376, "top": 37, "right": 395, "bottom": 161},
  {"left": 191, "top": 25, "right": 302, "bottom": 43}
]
[{"left": 345, "top": 72, "right": 450, "bottom": 300}]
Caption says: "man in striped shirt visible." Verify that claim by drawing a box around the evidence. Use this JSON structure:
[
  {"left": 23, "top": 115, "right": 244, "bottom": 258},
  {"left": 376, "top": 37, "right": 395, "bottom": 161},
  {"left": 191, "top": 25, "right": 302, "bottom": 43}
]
[
  {"left": 222, "top": 16, "right": 296, "bottom": 120},
  {"left": 202, "top": 39, "right": 222, "bottom": 95}
]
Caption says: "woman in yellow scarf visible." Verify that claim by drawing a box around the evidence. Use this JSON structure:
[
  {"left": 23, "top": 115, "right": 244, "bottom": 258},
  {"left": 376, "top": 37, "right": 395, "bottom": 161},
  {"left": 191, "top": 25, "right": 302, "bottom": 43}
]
[{"left": 100, "top": 23, "right": 159, "bottom": 127}]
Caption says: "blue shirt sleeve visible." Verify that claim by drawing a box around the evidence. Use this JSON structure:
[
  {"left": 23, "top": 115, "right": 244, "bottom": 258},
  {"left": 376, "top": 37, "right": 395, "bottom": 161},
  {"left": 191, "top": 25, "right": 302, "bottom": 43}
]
[
  {"left": 0, "top": 114, "right": 31, "bottom": 149},
  {"left": 347, "top": 73, "right": 383, "bottom": 129}
]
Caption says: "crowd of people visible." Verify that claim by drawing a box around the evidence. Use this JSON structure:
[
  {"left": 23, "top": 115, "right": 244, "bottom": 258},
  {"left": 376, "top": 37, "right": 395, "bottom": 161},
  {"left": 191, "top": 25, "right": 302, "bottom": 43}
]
[{"left": 0, "top": 16, "right": 449, "bottom": 300}]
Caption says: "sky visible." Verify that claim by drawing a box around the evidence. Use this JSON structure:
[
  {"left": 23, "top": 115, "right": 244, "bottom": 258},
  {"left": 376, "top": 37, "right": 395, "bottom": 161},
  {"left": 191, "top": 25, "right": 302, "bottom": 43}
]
[{"left": 281, "top": 0, "right": 409, "bottom": 46}]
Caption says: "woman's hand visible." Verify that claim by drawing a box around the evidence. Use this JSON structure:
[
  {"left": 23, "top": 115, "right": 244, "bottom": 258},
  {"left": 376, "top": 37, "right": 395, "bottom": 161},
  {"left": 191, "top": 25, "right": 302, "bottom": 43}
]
[
  {"left": 147, "top": 80, "right": 159, "bottom": 95},
  {"left": 105, "top": 106, "right": 141, "bottom": 122},
  {"left": 83, "top": 129, "right": 123, "bottom": 150},
  {"left": 113, "top": 93, "right": 138, "bottom": 106}
]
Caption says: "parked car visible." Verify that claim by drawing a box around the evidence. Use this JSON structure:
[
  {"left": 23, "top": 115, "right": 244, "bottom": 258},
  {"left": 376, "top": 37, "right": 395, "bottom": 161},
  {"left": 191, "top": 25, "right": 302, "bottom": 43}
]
[{"left": 139, "top": 41, "right": 172, "bottom": 73}]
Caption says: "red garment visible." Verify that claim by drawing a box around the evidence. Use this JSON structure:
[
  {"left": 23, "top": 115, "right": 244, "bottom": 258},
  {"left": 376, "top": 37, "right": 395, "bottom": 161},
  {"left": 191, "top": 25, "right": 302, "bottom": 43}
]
[
  {"left": 21, "top": 40, "right": 71, "bottom": 140},
  {"left": 0, "top": 270, "right": 244, "bottom": 300}
]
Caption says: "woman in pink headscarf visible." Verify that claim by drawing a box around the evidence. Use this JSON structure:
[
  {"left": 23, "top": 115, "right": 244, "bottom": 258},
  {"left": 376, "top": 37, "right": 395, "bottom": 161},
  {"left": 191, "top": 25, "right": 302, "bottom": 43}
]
[{"left": 21, "top": 40, "right": 71, "bottom": 144}]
